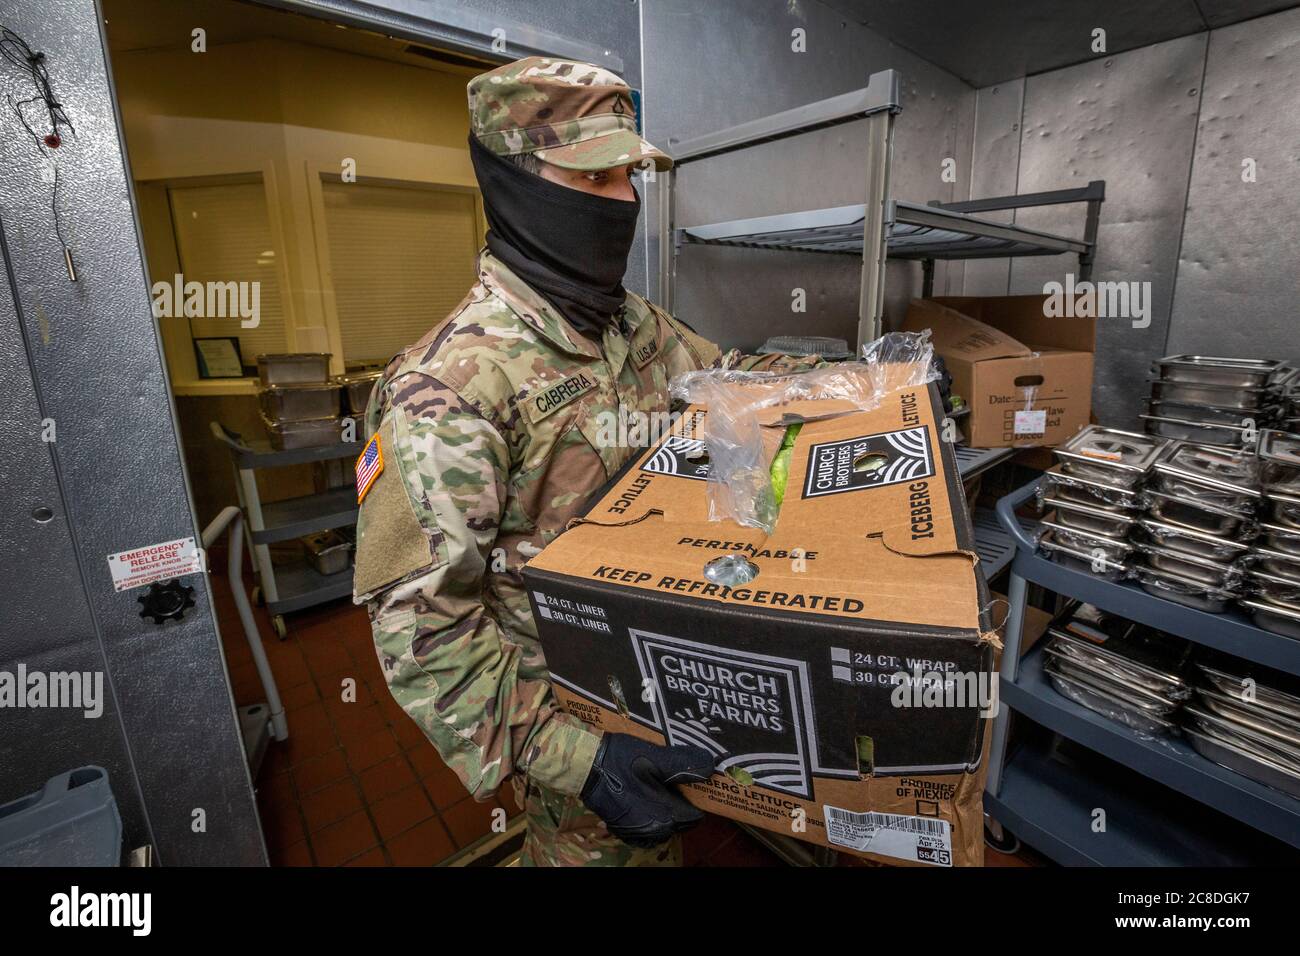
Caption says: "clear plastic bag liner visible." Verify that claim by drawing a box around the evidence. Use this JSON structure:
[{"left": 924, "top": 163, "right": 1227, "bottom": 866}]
[
  {"left": 1039, "top": 472, "right": 1141, "bottom": 509},
  {"left": 1045, "top": 666, "right": 1175, "bottom": 737},
  {"left": 669, "top": 331, "right": 938, "bottom": 532}
]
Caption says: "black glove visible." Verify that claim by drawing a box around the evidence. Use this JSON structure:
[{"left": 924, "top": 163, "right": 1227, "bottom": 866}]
[{"left": 580, "top": 733, "right": 716, "bottom": 848}]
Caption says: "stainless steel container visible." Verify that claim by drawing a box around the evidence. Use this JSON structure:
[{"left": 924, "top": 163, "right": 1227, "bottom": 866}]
[
  {"left": 258, "top": 383, "right": 342, "bottom": 423},
  {"left": 1141, "top": 413, "right": 1252, "bottom": 448},
  {"left": 1184, "top": 709, "right": 1300, "bottom": 777},
  {"left": 1040, "top": 466, "right": 1144, "bottom": 512},
  {"left": 1044, "top": 648, "right": 1182, "bottom": 714},
  {"left": 1183, "top": 704, "right": 1300, "bottom": 767},
  {"left": 1042, "top": 496, "right": 1138, "bottom": 539},
  {"left": 1044, "top": 660, "right": 1179, "bottom": 736},
  {"left": 337, "top": 370, "right": 383, "bottom": 415},
  {"left": 1040, "top": 518, "right": 1134, "bottom": 562},
  {"left": 1264, "top": 490, "right": 1300, "bottom": 530},
  {"left": 1240, "top": 597, "right": 1300, "bottom": 640},
  {"left": 1151, "top": 355, "right": 1281, "bottom": 388},
  {"left": 262, "top": 415, "right": 342, "bottom": 451},
  {"left": 1137, "top": 517, "right": 1249, "bottom": 563},
  {"left": 1138, "top": 542, "right": 1241, "bottom": 591},
  {"left": 1260, "top": 521, "right": 1300, "bottom": 556},
  {"left": 1268, "top": 471, "right": 1300, "bottom": 499},
  {"left": 1144, "top": 489, "right": 1255, "bottom": 538},
  {"left": 1136, "top": 565, "right": 1235, "bottom": 613},
  {"left": 1146, "top": 399, "right": 1270, "bottom": 428},
  {"left": 1149, "top": 378, "right": 1271, "bottom": 411},
  {"left": 256, "top": 352, "right": 331, "bottom": 387},
  {"left": 1054, "top": 425, "right": 1166, "bottom": 488},
  {"left": 1196, "top": 662, "right": 1300, "bottom": 720},
  {"left": 302, "top": 530, "right": 352, "bottom": 576},
  {"left": 1183, "top": 725, "right": 1300, "bottom": 799},
  {"left": 1247, "top": 543, "right": 1300, "bottom": 584},
  {"left": 1195, "top": 686, "right": 1300, "bottom": 747},
  {"left": 1150, "top": 441, "right": 1261, "bottom": 513},
  {"left": 1271, "top": 363, "right": 1300, "bottom": 390},
  {"left": 1046, "top": 629, "right": 1190, "bottom": 699},
  {"left": 1258, "top": 429, "right": 1300, "bottom": 490},
  {"left": 1037, "top": 529, "right": 1128, "bottom": 581}
]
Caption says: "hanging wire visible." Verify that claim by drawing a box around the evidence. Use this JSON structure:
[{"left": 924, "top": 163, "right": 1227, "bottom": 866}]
[
  {"left": 1, "top": 25, "right": 75, "bottom": 153},
  {"left": 1, "top": 24, "right": 77, "bottom": 279}
]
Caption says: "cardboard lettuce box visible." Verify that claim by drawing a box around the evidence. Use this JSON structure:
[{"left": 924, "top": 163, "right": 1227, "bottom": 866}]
[
  {"left": 903, "top": 296, "right": 1095, "bottom": 449},
  {"left": 523, "top": 381, "right": 998, "bottom": 866}
]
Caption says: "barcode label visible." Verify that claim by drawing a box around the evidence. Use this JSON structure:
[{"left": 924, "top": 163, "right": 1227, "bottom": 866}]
[{"left": 823, "top": 805, "right": 953, "bottom": 866}]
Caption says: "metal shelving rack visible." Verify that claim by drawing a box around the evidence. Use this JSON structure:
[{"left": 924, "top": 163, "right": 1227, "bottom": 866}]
[
  {"left": 656, "top": 67, "right": 1104, "bottom": 349},
  {"left": 987, "top": 478, "right": 1300, "bottom": 864},
  {"left": 211, "top": 423, "right": 363, "bottom": 638}
]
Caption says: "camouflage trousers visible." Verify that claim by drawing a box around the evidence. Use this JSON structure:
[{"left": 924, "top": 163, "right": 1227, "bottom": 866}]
[{"left": 515, "top": 777, "right": 681, "bottom": 867}]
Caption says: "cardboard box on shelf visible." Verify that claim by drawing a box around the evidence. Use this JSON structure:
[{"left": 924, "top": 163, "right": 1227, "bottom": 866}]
[
  {"left": 903, "top": 296, "right": 1095, "bottom": 449},
  {"left": 524, "top": 381, "right": 998, "bottom": 867}
]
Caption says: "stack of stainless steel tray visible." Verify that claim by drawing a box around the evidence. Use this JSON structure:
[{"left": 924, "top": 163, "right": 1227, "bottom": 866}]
[
  {"left": 1042, "top": 611, "right": 1191, "bottom": 736},
  {"left": 1038, "top": 427, "right": 1166, "bottom": 580},
  {"left": 1135, "top": 441, "right": 1259, "bottom": 609},
  {"left": 1143, "top": 356, "right": 1286, "bottom": 447},
  {"left": 255, "top": 352, "right": 344, "bottom": 450},
  {"left": 1183, "top": 659, "right": 1300, "bottom": 797},
  {"left": 1239, "top": 430, "right": 1300, "bottom": 636}
]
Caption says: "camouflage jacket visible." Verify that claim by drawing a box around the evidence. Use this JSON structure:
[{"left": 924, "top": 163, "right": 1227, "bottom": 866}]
[{"left": 353, "top": 251, "right": 810, "bottom": 801}]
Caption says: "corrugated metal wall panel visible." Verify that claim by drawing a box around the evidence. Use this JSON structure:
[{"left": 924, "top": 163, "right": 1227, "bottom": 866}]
[{"left": 1167, "top": 7, "right": 1300, "bottom": 360}]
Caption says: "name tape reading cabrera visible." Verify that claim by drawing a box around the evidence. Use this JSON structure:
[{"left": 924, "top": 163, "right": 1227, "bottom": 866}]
[{"left": 593, "top": 565, "right": 865, "bottom": 613}]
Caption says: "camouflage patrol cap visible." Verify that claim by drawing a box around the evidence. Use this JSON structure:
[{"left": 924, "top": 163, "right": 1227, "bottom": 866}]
[{"left": 468, "top": 56, "right": 672, "bottom": 172}]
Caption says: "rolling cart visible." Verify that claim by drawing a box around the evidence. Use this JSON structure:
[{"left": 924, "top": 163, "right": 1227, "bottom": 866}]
[
  {"left": 986, "top": 477, "right": 1300, "bottom": 864},
  {"left": 211, "top": 422, "right": 363, "bottom": 638}
]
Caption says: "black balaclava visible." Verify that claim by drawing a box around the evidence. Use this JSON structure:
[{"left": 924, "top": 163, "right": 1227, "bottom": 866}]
[{"left": 468, "top": 133, "right": 640, "bottom": 341}]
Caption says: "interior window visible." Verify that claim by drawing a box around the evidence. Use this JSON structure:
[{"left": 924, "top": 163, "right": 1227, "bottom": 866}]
[
  {"left": 168, "top": 181, "right": 288, "bottom": 366},
  {"left": 320, "top": 180, "right": 480, "bottom": 366}
]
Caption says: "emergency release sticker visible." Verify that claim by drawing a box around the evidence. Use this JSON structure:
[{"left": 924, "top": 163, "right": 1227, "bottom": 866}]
[
  {"left": 822, "top": 805, "right": 953, "bottom": 866},
  {"left": 107, "top": 536, "right": 204, "bottom": 592}
]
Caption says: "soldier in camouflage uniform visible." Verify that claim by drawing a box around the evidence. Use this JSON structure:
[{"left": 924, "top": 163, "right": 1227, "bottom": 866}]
[{"left": 352, "top": 57, "right": 813, "bottom": 867}]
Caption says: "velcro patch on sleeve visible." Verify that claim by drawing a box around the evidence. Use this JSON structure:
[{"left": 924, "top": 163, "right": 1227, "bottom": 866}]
[{"left": 520, "top": 370, "right": 599, "bottom": 424}]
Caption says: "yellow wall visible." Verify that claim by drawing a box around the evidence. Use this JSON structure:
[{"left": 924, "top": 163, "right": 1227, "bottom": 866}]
[
  {"left": 113, "top": 36, "right": 478, "bottom": 393},
  {"left": 111, "top": 35, "right": 479, "bottom": 525}
]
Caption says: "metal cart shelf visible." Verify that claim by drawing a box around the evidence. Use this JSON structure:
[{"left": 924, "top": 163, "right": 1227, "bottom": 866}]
[
  {"left": 987, "top": 736, "right": 1294, "bottom": 866},
  {"left": 986, "top": 477, "right": 1300, "bottom": 863},
  {"left": 211, "top": 422, "right": 362, "bottom": 638},
  {"left": 657, "top": 67, "right": 1104, "bottom": 347},
  {"left": 683, "top": 197, "right": 1094, "bottom": 262}
]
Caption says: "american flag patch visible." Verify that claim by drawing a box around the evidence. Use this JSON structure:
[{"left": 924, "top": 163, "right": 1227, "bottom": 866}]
[{"left": 355, "top": 433, "right": 384, "bottom": 504}]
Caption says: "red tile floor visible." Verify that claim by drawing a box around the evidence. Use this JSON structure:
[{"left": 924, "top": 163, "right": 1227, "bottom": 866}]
[{"left": 208, "top": 550, "right": 1038, "bottom": 867}]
